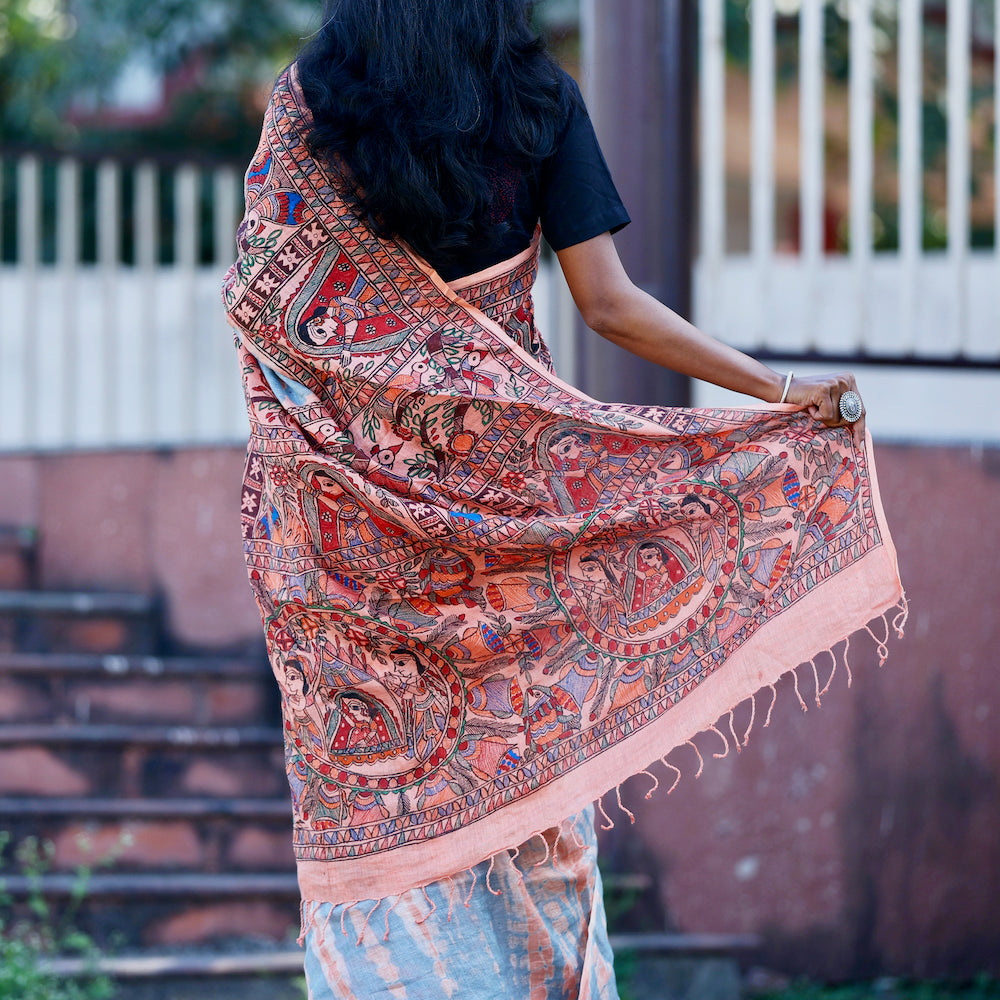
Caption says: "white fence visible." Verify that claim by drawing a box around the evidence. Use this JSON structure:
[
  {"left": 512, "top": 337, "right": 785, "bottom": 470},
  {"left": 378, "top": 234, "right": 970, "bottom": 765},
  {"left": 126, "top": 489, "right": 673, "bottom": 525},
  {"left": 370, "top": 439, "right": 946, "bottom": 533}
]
[
  {"left": 0, "top": 155, "right": 579, "bottom": 452},
  {"left": 695, "top": 0, "right": 998, "bottom": 361},
  {"left": 692, "top": 0, "right": 999, "bottom": 442}
]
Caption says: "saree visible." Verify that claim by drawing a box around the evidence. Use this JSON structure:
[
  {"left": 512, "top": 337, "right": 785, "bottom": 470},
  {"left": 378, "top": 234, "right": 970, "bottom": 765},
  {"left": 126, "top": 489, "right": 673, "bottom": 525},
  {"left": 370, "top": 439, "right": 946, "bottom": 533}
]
[
  {"left": 222, "top": 68, "right": 905, "bottom": 918},
  {"left": 302, "top": 807, "right": 618, "bottom": 999}
]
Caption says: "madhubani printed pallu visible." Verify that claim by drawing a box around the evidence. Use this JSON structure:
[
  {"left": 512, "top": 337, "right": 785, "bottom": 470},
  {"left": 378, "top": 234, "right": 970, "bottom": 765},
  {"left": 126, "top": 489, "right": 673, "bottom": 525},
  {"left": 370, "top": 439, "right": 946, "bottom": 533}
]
[{"left": 222, "top": 68, "right": 904, "bottom": 909}]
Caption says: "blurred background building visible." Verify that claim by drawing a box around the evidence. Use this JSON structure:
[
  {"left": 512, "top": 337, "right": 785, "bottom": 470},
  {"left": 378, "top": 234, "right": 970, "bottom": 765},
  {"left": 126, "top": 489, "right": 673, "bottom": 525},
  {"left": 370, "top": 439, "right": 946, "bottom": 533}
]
[{"left": 0, "top": 0, "right": 998, "bottom": 992}]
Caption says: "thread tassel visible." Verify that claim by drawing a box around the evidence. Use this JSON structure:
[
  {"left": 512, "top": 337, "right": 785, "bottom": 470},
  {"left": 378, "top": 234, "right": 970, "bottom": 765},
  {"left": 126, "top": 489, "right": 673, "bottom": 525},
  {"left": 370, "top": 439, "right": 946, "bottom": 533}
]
[
  {"left": 641, "top": 768, "right": 660, "bottom": 800},
  {"left": 742, "top": 693, "right": 757, "bottom": 747},
  {"left": 792, "top": 667, "right": 808, "bottom": 711},
  {"left": 763, "top": 684, "right": 778, "bottom": 727},
  {"left": 616, "top": 784, "right": 636, "bottom": 824},
  {"left": 708, "top": 724, "right": 729, "bottom": 759},
  {"left": 416, "top": 884, "right": 437, "bottom": 923},
  {"left": 662, "top": 757, "right": 682, "bottom": 794},
  {"left": 382, "top": 895, "right": 402, "bottom": 941},
  {"left": 485, "top": 854, "right": 502, "bottom": 896},
  {"left": 686, "top": 739, "right": 705, "bottom": 777},
  {"left": 597, "top": 795, "right": 616, "bottom": 830}
]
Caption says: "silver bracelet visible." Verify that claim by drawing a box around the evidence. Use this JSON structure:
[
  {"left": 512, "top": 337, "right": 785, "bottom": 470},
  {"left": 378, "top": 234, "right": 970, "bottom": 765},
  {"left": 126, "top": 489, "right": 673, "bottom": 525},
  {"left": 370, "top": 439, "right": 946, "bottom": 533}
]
[{"left": 779, "top": 371, "right": 793, "bottom": 404}]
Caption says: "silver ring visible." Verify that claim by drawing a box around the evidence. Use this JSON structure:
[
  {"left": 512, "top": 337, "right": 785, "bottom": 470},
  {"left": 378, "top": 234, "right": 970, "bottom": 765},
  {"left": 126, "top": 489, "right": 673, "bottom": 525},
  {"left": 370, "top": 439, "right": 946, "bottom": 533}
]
[{"left": 839, "top": 390, "right": 864, "bottom": 423}]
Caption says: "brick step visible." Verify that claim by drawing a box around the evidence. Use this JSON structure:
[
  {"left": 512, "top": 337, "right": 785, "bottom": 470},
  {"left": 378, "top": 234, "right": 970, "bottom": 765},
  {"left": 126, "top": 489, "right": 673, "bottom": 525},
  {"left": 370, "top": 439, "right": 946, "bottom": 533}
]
[
  {"left": 2, "top": 872, "right": 301, "bottom": 949},
  {"left": 0, "top": 726, "right": 286, "bottom": 798},
  {"left": 42, "top": 949, "right": 306, "bottom": 1000},
  {"left": 0, "top": 590, "right": 158, "bottom": 654},
  {"left": 0, "top": 525, "right": 38, "bottom": 589},
  {"left": 0, "top": 796, "right": 294, "bottom": 873},
  {"left": 0, "top": 652, "right": 275, "bottom": 726}
]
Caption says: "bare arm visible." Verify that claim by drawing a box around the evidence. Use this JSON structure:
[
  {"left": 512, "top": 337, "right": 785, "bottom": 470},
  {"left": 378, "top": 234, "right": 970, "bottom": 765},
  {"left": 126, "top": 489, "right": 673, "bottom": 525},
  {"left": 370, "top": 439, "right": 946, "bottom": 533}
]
[{"left": 556, "top": 232, "right": 866, "bottom": 446}]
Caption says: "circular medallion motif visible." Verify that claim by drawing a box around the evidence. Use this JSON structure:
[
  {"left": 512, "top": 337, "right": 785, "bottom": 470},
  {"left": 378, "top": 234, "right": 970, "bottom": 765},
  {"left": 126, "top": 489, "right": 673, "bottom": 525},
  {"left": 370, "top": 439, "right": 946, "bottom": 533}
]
[
  {"left": 267, "top": 604, "right": 465, "bottom": 792},
  {"left": 551, "top": 483, "right": 742, "bottom": 658}
]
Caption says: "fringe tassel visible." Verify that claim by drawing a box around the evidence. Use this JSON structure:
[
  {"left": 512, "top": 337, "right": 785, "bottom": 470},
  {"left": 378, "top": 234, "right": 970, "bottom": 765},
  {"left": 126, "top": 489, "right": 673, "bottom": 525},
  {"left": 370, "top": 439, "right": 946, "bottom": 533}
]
[
  {"left": 533, "top": 833, "right": 552, "bottom": 868},
  {"left": 357, "top": 900, "right": 380, "bottom": 945},
  {"left": 485, "top": 853, "right": 502, "bottom": 896},
  {"left": 416, "top": 885, "right": 436, "bottom": 923},
  {"left": 686, "top": 739, "right": 705, "bottom": 777},
  {"left": 641, "top": 768, "right": 660, "bottom": 800},
  {"left": 742, "top": 694, "right": 756, "bottom": 747},
  {"left": 818, "top": 649, "right": 837, "bottom": 698},
  {"left": 791, "top": 668, "right": 808, "bottom": 712},
  {"left": 616, "top": 784, "right": 636, "bottom": 824},
  {"left": 708, "top": 724, "right": 729, "bottom": 759},
  {"left": 893, "top": 593, "right": 909, "bottom": 637},
  {"left": 597, "top": 794, "right": 616, "bottom": 830},
  {"left": 446, "top": 877, "right": 456, "bottom": 922},
  {"left": 661, "top": 756, "right": 681, "bottom": 794},
  {"left": 727, "top": 709, "right": 741, "bottom": 753},
  {"left": 810, "top": 659, "right": 822, "bottom": 707},
  {"left": 340, "top": 903, "right": 349, "bottom": 936},
  {"left": 865, "top": 616, "right": 891, "bottom": 666},
  {"left": 464, "top": 866, "right": 478, "bottom": 907},
  {"left": 843, "top": 633, "right": 854, "bottom": 688},
  {"left": 763, "top": 684, "right": 778, "bottom": 727},
  {"left": 382, "top": 895, "right": 402, "bottom": 941}
]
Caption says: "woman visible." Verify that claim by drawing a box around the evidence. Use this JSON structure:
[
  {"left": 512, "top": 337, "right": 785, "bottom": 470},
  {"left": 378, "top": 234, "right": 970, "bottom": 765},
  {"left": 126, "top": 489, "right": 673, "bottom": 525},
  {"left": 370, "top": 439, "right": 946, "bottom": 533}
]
[{"left": 223, "top": 2, "right": 903, "bottom": 996}]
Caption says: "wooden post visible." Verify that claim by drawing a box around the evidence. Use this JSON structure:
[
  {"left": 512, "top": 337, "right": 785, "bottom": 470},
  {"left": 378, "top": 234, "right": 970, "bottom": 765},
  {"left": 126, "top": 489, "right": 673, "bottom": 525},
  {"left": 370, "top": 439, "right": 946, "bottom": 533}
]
[{"left": 578, "top": 0, "right": 693, "bottom": 406}]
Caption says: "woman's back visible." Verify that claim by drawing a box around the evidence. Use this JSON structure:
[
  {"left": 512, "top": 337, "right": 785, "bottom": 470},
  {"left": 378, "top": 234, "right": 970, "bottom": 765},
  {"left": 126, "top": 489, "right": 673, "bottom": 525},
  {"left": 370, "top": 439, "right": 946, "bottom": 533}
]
[{"left": 295, "top": 0, "right": 627, "bottom": 279}]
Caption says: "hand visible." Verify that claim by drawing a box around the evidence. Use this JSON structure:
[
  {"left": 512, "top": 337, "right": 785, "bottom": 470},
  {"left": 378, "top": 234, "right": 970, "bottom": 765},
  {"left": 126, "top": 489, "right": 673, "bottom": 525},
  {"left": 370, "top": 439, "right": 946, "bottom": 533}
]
[{"left": 783, "top": 372, "right": 866, "bottom": 448}]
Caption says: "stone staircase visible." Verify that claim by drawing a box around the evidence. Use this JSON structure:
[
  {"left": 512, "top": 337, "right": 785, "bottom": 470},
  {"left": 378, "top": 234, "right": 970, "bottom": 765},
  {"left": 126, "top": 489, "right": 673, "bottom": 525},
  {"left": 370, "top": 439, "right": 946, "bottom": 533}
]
[{"left": 0, "top": 526, "right": 305, "bottom": 996}]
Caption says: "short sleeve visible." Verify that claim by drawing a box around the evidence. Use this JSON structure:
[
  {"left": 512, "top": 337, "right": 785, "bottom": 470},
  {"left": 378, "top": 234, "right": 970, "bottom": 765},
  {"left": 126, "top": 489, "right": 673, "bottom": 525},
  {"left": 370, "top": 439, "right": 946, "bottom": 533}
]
[{"left": 538, "top": 76, "right": 631, "bottom": 253}]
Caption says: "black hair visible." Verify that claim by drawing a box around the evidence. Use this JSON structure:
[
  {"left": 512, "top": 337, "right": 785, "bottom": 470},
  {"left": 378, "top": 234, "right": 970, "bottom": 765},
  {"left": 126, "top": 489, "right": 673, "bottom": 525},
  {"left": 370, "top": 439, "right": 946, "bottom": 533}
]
[
  {"left": 680, "top": 495, "right": 712, "bottom": 516},
  {"left": 548, "top": 427, "right": 592, "bottom": 448},
  {"left": 285, "top": 656, "right": 310, "bottom": 696},
  {"left": 296, "top": 0, "right": 570, "bottom": 270},
  {"left": 390, "top": 646, "right": 427, "bottom": 676},
  {"left": 297, "top": 305, "right": 329, "bottom": 346}
]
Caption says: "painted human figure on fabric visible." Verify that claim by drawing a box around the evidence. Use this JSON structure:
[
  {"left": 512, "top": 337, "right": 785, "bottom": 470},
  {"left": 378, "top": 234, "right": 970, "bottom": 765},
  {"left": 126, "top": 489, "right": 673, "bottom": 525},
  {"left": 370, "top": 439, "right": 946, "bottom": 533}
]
[
  {"left": 328, "top": 691, "right": 404, "bottom": 762},
  {"left": 382, "top": 647, "right": 447, "bottom": 761},
  {"left": 576, "top": 554, "right": 625, "bottom": 631},
  {"left": 539, "top": 426, "right": 644, "bottom": 515},
  {"left": 626, "top": 541, "right": 687, "bottom": 616},
  {"left": 278, "top": 655, "right": 329, "bottom": 757},
  {"left": 292, "top": 249, "right": 407, "bottom": 358},
  {"left": 298, "top": 464, "right": 407, "bottom": 560}
]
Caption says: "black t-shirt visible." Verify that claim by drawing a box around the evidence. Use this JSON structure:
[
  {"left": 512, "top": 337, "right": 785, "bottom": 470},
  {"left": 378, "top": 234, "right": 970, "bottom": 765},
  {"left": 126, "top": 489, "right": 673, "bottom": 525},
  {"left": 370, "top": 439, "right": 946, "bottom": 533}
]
[{"left": 430, "top": 73, "right": 630, "bottom": 281}]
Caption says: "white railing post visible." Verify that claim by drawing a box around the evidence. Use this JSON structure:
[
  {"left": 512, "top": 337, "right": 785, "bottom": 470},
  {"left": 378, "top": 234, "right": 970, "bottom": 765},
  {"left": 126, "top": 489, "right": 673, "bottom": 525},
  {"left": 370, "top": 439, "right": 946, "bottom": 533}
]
[
  {"left": 946, "top": 0, "right": 970, "bottom": 356},
  {"left": 175, "top": 165, "right": 200, "bottom": 439},
  {"left": 750, "top": 0, "right": 776, "bottom": 346},
  {"left": 799, "top": 0, "right": 825, "bottom": 351},
  {"left": 699, "top": 0, "right": 725, "bottom": 340},
  {"left": 848, "top": 0, "right": 874, "bottom": 352},
  {"left": 96, "top": 160, "right": 120, "bottom": 442},
  {"left": 15, "top": 157, "right": 41, "bottom": 446},
  {"left": 136, "top": 162, "right": 159, "bottom": 442},
  {"left": 56, "top": 159, "right": 80, "bottom": 445},
  {"left": 898, "top": 0, "right": 922, "bottom": 356}
]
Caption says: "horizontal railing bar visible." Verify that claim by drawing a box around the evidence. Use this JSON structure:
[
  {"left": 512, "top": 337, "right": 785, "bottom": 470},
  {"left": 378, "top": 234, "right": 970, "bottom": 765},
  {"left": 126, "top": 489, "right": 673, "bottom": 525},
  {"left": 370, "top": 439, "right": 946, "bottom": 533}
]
[
  {"left": 749, "top": 350, "right": 1000, "bottom": 371},
  {"left": 0, "top": 143, "right": 245, "bottom": 172}
]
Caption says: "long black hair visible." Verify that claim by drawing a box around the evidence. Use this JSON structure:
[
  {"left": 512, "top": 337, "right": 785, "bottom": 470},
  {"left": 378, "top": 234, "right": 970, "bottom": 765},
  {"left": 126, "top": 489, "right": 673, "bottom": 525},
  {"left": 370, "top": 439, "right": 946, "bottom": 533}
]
[{"left": 296, "top": 0, "right": 570, "bottom": 269}]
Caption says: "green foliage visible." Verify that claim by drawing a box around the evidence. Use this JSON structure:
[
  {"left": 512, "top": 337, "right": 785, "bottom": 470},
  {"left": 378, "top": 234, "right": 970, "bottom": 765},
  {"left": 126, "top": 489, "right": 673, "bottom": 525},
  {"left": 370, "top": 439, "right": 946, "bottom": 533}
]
[
  {"left": 0, "top": 0, "right": 317, "bottom": 155},
  {"left": 0, "top": 831, "right": 116, "bottom": 1000}
]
